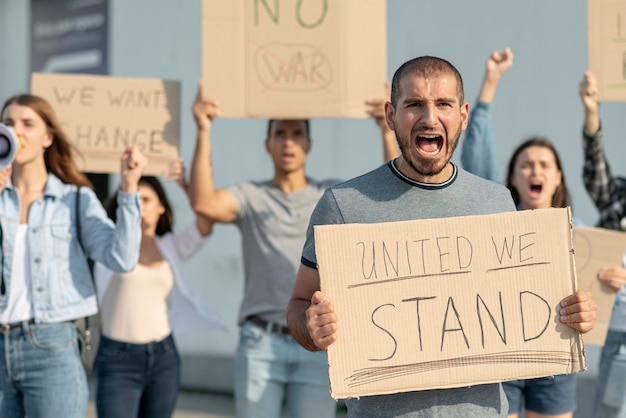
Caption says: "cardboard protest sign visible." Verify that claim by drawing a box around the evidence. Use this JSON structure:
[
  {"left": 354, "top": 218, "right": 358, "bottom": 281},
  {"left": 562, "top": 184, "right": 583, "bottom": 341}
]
[
  {"left": 315, "top": 208, "right": 585, "bottom": 399},
  {"left": 31, "top": 73, "right": 180, "bottom": 175},
  {"left": 201, "top": 0, "right": 387, "bottom": 118},
  {"left": 573, "top": 226, "right": 626, "bottom": 346},
  {"left": 588, "top": 0, "right": 626, "bottom": 101}
]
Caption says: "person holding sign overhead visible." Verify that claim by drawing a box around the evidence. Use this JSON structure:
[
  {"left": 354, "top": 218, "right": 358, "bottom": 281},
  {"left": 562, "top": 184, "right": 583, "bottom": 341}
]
[
  {"left": 286, "top": 55, "right": 597, "bottom": 417},
  {"left": 0, "top": 94, "right": 146, "bottom": 418},
  {"left": 461, "top": 48, "right": 584, "bottom": 418},
  {"left": 189, "top": 80, "right": 398, "bottom": 418},
  {"left": 579, "top": 70, "right": 626, "bottom": 418},
  {"left": 93, "top": 159, "right": 224, "bottom": 418}
]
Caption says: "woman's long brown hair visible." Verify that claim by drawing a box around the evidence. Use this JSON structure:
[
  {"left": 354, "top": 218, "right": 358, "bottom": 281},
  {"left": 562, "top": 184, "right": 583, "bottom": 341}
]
[{"left": 1, "top": 94, "right": 92, "bottom": 188}]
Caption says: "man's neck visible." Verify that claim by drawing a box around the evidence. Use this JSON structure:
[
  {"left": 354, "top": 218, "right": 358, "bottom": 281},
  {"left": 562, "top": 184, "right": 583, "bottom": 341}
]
[{"left": 272, "top": 170, "right": 308, "bottom": 193}]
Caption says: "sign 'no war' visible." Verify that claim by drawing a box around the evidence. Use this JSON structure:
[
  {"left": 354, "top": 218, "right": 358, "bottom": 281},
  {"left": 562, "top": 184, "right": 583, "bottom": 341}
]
[{"left": 201, "top": 0, "right": 387, "bottom": 118}]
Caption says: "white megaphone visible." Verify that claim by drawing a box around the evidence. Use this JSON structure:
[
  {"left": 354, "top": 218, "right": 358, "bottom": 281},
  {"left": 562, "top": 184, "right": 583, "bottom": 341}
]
[{"left": 0, "top": 123, "right": 22, "bottom": 169}]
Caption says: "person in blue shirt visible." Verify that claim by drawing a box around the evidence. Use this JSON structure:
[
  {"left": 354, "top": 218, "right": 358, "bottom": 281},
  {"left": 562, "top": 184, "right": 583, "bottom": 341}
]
[
  {"left": 461, "top": 49, "right": 579, "bottom": 418},
  {"left": 0, "top": 94, "right": 146, "bottom": 418}
]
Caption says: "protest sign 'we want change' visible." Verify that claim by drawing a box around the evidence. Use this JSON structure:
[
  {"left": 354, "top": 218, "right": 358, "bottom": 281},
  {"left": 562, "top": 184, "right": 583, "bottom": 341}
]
[{"left": 31, "top": 73, "right": 180, "bottom": 175}]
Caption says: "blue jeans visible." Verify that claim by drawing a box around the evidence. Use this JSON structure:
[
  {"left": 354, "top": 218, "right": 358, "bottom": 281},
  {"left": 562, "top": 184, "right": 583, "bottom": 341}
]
[
  {"left": 0, "top": 321, "right": 88, "bottom": 418},
  {"left": 594, "top": 330, "right": 626, "bottom": 417},
  {"left": 95, "top": 334, "right": 181, "bottom": 418},
  {"left": 234, "top": 320, "right": 336, "bottom": 418}
]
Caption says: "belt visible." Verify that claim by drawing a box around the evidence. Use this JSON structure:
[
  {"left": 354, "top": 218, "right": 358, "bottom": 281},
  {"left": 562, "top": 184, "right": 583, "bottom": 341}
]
[
  {"left": 247, "top": 316, "right": 291, "bottom": 336},
  {"left": 0, "top": 318, "right": 35, "bottom": 334}
]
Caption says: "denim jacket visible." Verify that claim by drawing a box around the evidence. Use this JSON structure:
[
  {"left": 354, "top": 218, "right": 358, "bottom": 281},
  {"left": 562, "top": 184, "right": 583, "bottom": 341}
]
[{"left": 0, "top": 174, "right": 141, "bottom": 323}]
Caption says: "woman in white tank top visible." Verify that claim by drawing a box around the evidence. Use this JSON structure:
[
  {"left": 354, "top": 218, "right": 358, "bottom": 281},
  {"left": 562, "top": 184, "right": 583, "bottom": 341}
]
[{"left": 94, "top": 161, "right": 224, "bottom": 418}]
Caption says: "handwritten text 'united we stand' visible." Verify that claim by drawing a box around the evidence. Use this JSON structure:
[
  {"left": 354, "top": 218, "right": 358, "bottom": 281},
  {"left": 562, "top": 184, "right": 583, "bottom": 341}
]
[{"left": 345, "top": 230, "right": 562, "bottom": 356}]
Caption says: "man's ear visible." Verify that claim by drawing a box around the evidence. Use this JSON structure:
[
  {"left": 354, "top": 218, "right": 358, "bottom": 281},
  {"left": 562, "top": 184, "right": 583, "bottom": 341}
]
[
  {"left": 385, "top": 101, "right": 395, "bottom": 131},
  {"left": 460, "top": 102, "right": 469, "bottom": 131}
]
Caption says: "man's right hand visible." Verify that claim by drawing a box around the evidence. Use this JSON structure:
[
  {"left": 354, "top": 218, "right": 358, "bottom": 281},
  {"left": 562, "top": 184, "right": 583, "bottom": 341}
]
[
  {"left": 192, "top": 80, "right": 220, "bottom": 132},
  {"left": 306, "top": 291, "right": 338, "bottom": 350}
]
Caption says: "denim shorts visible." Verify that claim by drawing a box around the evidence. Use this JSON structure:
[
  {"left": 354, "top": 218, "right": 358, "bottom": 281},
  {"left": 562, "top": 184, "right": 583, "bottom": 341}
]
[{"left": 503, "top": 374, "right": 576, "bottom": 415}]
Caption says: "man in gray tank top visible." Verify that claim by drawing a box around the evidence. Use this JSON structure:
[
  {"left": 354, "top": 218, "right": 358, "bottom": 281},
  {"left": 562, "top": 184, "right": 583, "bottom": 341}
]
[
  {"left": 189, "top": 81, "right": 398, "bottom": 418},
  {"left": 287, "top": 56, "right": 598, "bottom": 417}
]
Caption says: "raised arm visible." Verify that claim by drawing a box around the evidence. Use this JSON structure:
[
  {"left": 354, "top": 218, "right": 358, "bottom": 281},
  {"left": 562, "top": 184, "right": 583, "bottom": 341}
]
[
  {"left": 287, "top": 264, "right": 338, "bottom": 352},
  {"left": 578, "top": 70, "right": 622, "bottom": 224},
  {"left": 164, "top": 157, "right": 213, "bottom": 236},
  {"left": 461, "top": 48, "right": 514, "bottom": 182},
  {"left": 82, "top": 146, "right": 146, "bottom": 272},
  {"left": 579, "top": 70, "right": 600, "bottom": 136},
  {"left": 366, "top": 83, "right": 399, "bottom": 162},
  {"left": 189, "top": 81, "right": 239, "bottom": 224}
]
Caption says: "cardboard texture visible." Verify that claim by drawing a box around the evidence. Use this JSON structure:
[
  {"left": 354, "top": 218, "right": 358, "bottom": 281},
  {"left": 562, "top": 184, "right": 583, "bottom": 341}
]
[
  {"left": 588, "top": 0, "right": 626, "bottom": 101},
  {"left": 315, "top": 208, "right": 585, "bottom": 399},
  {"left": 31, "top": 73, "right": 180, "bottom": 175},
  {"left": 573, "top": 226, "right": 626, "bottom": 346},
  {"left": 201, "top": 0, "right": 387, "bottom": 118}
]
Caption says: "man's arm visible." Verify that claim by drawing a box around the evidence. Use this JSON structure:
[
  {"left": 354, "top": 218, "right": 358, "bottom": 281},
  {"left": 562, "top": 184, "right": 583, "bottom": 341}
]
[
  {"left": 366, "top": 83, "right": 400, "bottom": 162},
  {"left": 461, "top": 48, "right": 514, "bottom": 182},
  {"left": 163, "top": 157, "right": 214, "bottom": 236},
  {"left": 189, "top": 81, "right": 239, "bottom": 224},
  {"left": 287, "top": 264, "right": 338, "bottom": 352}
]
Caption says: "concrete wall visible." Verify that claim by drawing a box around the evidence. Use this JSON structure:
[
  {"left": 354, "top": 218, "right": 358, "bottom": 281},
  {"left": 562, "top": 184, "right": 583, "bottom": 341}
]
[{"left": 0, "top": 1, "right": 621, "bottom": 399}]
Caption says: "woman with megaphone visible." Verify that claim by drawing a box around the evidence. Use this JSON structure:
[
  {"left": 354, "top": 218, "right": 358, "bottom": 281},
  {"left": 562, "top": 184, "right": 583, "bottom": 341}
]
[{"left": 0, "top": 94, "right": 147, "bottom": 418}]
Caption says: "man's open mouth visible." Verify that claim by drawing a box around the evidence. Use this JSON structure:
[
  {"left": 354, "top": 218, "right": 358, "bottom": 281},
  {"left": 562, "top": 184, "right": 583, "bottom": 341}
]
[{"left": 416, "top": 134, "right": 443, "bottom": 156}]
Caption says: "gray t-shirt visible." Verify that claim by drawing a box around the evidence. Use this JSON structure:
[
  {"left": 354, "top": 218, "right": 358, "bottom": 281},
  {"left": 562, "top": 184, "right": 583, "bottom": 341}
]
[
  {"left": 302, "top": 162, "right": 516, "bottom": 417},
  {"left": 229, "top": 178, "right": 338, "bottom": 326}
]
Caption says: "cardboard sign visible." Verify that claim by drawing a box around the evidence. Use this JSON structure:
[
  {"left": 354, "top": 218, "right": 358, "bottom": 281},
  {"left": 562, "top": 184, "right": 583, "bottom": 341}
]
[
  {"left": 588, "top": 0, "right": 626, "bottom": 101},
  {"left": 315, "top": 208, "right": 585, "bottom": 399},
  {"left": 573, "top": 226, "right": 626, "bottom": 346},
  {"left": 31, "top": 73, "right": 180, "bottom": 175},
  {"left": 201, "top": 0, "right": 387, "bottom": 118}
]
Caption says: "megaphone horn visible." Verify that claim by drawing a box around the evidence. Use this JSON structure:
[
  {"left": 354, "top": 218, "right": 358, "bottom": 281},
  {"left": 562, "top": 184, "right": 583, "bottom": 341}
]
[{"left": 0, "top": 123, "right": 22, "bottom": 170}]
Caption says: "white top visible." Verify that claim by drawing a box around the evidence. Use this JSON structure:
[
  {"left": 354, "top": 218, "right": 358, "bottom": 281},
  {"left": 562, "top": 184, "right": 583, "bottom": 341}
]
[
  {"left": 94, "top": 222, "right": 225, "bottom": 337},
  {"left": 0, "top": 225, "right": 31, "bottom": 324},
  {"left": 100, "top": 262, "right": 174, "bottom": 343}
]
